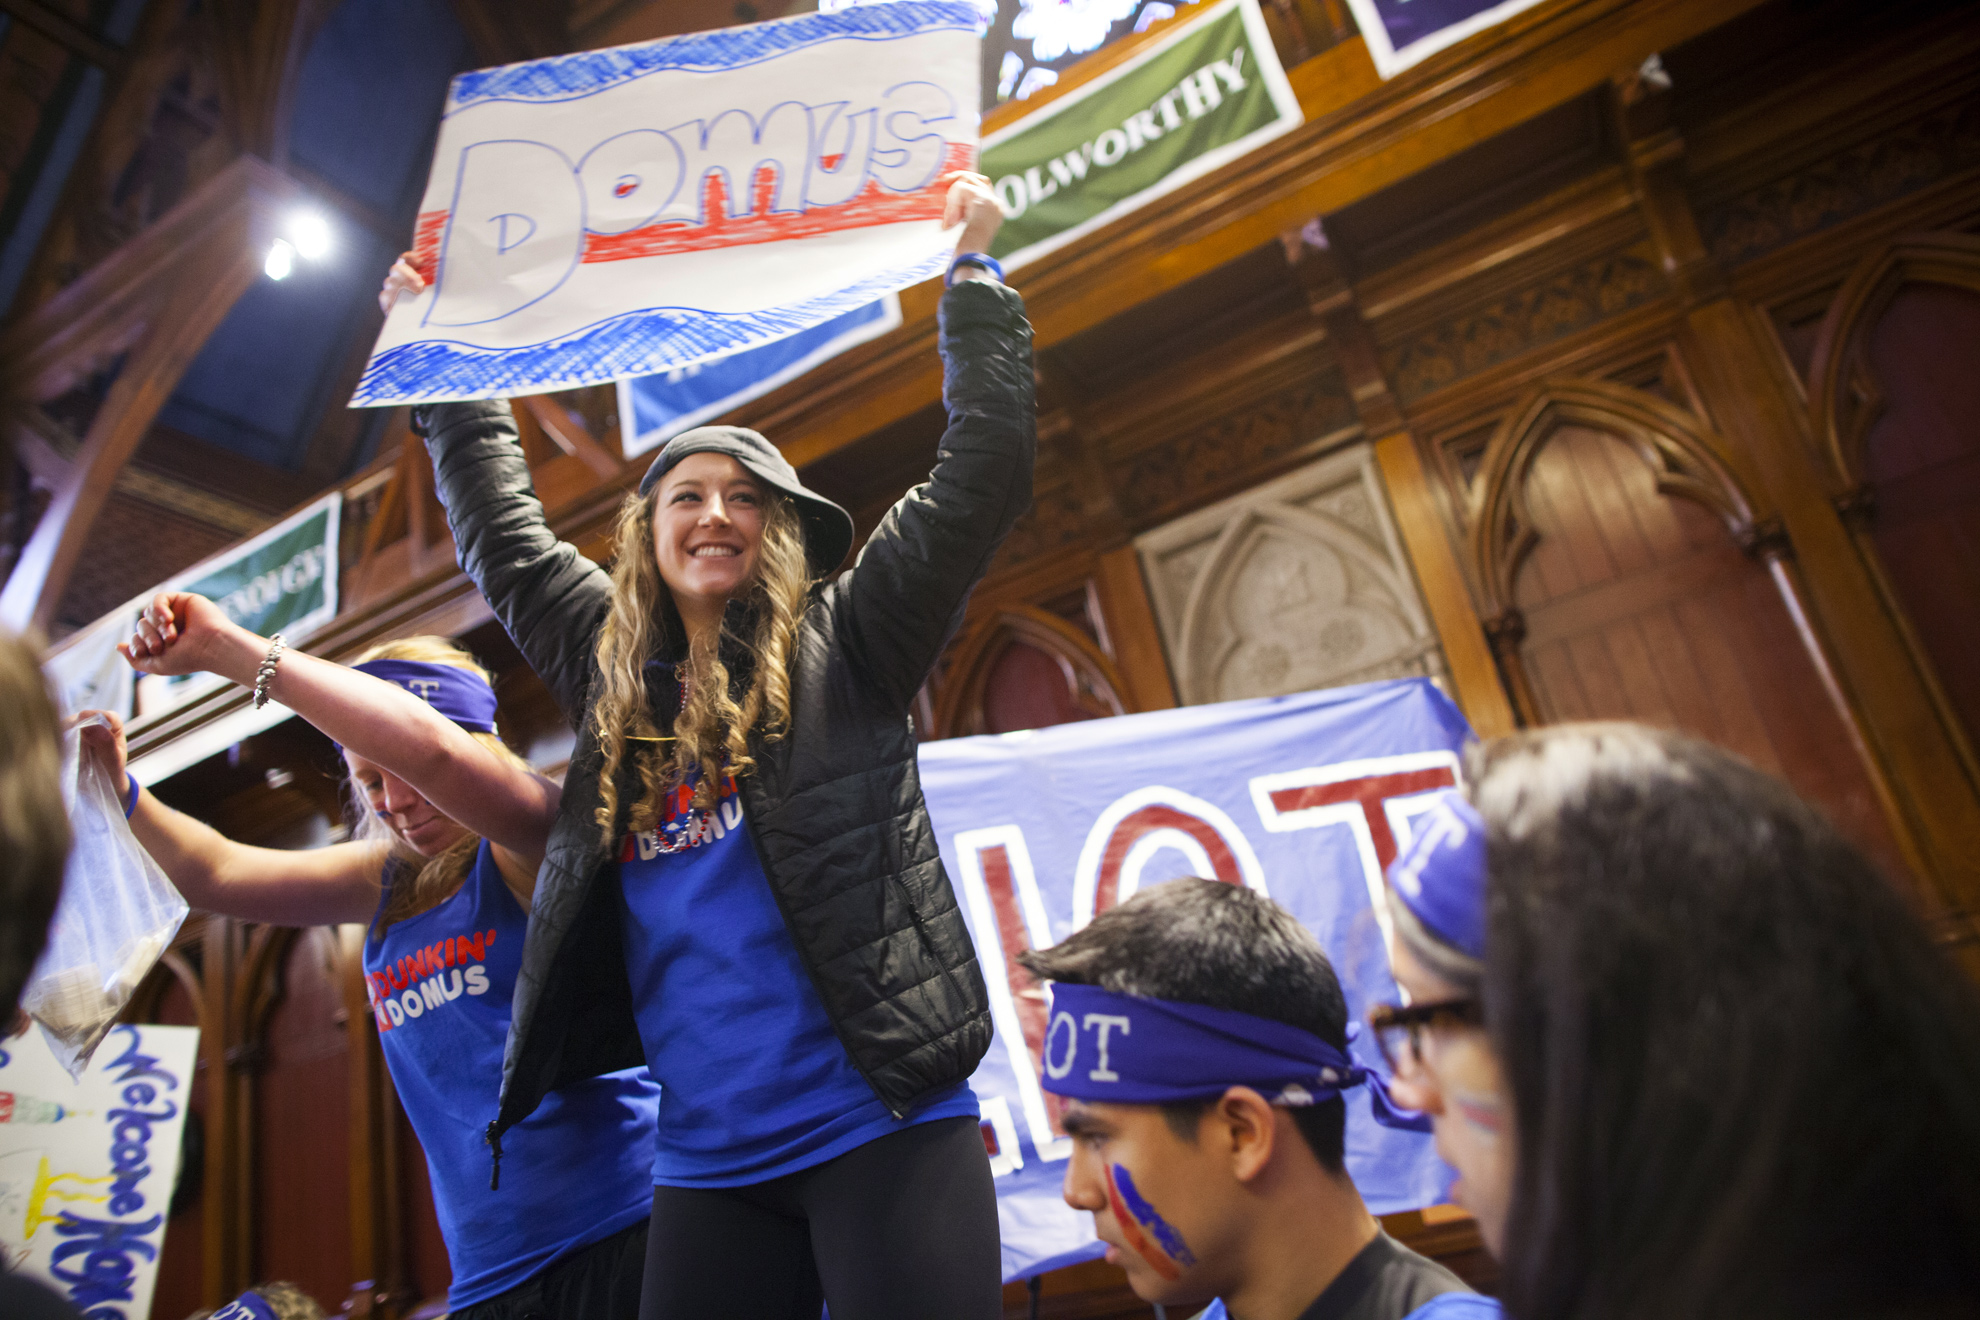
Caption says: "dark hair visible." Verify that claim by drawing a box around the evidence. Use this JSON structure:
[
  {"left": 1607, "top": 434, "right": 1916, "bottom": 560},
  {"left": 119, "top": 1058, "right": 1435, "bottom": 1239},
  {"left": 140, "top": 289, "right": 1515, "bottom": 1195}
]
[
  {"left": 0, "top": 631, "right": 70, "bottom": 1022},
  {"left": 1474, "top": 723, "right": 1980, "bottom": 1320},
  {"left": 1017, "top": 878, "right": 1351, "bottom": 1172}
]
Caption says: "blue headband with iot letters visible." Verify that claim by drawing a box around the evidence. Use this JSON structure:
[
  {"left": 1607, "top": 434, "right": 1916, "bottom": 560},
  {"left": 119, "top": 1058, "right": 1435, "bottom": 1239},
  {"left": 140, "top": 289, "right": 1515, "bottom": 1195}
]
[
  {"left": 1385, "top": 791, "right": 1489, "bottom": 960},
  {"left": 351, "top": 659, "right": 498, "bottom": 735},
  {"left": 1037, "top": 983, "right": 1428, "bottom": 1130}
]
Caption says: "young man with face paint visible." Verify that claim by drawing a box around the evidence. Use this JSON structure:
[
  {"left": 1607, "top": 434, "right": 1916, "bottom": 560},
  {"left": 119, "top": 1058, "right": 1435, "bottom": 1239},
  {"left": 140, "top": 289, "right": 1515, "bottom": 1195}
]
[{"left": 1018, "top": 880, "right": 1495, "bottom": 1320}]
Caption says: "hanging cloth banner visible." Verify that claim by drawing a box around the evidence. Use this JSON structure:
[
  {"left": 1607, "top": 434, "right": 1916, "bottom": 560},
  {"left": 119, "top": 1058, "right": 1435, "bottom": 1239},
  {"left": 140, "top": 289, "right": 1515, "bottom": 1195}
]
[
  {"left": 0, "top": 1023, "right": 200, "bottom": 1319},
  {"left": 1343, "top": 0, "right": 1552, "bottom": 78},
  {"left": 352, "top": 3, "right": 980, "bottom": 408},
  {"left": 131, "top": 490, "right": 342, "bottom": 725},
  {"left": 918, "top": 678, "right": 1469, "bottom": 1281},
  {"left": 617, "top": 294, "right": 902, "bottom": 459},
  {"left": 980, "top": 0, "right": 1300, "bottom": 272}
]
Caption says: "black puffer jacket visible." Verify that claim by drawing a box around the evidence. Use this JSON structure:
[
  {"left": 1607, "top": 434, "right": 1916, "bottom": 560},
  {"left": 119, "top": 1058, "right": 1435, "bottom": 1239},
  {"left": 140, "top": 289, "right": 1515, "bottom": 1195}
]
[{"left": 421, "top": 279, "right": 1035, "bottom": 1153}]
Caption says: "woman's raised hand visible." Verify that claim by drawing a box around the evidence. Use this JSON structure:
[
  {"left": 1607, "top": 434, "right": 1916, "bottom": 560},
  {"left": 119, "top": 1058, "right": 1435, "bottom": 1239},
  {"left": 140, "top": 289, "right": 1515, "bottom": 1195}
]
[
  {"left": 379, "top": 250, "right": 426, "bottom": 315},
  {"left": 118, "top": 592, "right": 256, "bottom": 682},
  {"left": 941, "top": 170, "right": 1004, "bottom": 255}
]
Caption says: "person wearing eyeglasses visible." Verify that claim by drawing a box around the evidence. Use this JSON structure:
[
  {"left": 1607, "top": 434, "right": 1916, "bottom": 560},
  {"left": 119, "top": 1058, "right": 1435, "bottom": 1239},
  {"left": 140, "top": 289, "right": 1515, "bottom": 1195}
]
[
  {"left": 1016, "top": 878, "right": 1492, "bottom": 1320},
  {"left": 1368, "top": 788, "right": 1507, "bottom": 1264},
  {"left": 1372, "top": 724, "right": 1980, "bottom": 1320}
]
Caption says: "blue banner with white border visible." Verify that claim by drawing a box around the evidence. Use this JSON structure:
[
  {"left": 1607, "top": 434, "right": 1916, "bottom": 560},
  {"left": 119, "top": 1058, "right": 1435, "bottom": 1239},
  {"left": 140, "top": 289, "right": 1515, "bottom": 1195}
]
[
  {"left": 616, "top": 295, "right": 901, "bottom": 457},
  {"left": 918, "top": 677, "right": 1468, "bottom": 1281},
  {"left": 1343, "top": 0, "right": 1551, "bottom": 78}
]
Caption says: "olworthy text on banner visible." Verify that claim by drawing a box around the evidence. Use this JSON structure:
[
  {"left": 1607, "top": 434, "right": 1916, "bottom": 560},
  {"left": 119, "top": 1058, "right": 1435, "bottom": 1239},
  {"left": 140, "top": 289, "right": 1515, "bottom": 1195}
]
[
  {"left": 919, "top": 678, "right": 1466, "bottom": 1281},
  {"left": 354, "top": 3, "right": 980, "bottom": 408},
  {"left": 981, "top": 0, "right": 1300, "bottom": 271}
]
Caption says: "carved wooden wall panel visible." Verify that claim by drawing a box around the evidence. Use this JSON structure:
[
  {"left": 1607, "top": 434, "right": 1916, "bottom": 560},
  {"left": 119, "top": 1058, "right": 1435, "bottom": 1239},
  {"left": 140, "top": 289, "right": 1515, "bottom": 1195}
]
[
  {"left": 252, "top": 928, "right": 354, "bottom": 1309},
  {"left": 1137, "top": 446, "right": 1447, "bottom": 706},
  {"left": 1855, "top": 281, "right": 1980, "bottom": 762},
  {"left": 932, "top": 604, "right": 1130, "bottom": 739},
  {"left": 1486, "top": 418, "right": 1902, "bottom": 876}
]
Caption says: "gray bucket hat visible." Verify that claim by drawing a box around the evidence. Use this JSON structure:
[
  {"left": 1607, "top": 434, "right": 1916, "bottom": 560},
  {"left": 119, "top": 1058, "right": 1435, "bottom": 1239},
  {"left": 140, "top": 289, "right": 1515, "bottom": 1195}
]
[{"left": 638, "top": 425, "right": 855, "bottom": 571}]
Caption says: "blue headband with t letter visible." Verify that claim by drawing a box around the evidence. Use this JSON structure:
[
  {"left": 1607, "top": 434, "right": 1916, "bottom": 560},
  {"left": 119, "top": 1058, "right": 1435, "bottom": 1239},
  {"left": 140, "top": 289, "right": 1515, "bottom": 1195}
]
[
  {"left": 1386, "top": 791, "right": 1488, "bottom": 960},
  {"left": 352, "top": 659, "right": 498, "bottom": 735},
  {"left": 1037, "top": 983, "right": 1428, "bottom": 1130},
  {"left": 211, "top": 1293, "right": 278, "bottom": 1320}
]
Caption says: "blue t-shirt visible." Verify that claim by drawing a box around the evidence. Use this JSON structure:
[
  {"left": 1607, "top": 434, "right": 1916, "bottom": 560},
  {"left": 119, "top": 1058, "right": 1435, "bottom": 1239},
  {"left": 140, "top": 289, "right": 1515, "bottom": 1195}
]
[
  {"left": 365, "top": 842, "right": 661, "bottom": 1307},
  {"left": 618, "top": 771, "right": 978, "bottom": 1187}
]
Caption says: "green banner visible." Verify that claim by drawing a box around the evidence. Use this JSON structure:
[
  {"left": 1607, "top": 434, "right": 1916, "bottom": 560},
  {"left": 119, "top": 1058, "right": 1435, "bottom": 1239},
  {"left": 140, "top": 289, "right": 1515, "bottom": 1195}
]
[
  {"left": 981, "top": 0, "right": 1301, "bottom": 269},
  {"left": 145, "top": 492, "right": 342, "bottom": 711},
  {"left": 183, "top": 499, "right": 339, "bottom": 638}
]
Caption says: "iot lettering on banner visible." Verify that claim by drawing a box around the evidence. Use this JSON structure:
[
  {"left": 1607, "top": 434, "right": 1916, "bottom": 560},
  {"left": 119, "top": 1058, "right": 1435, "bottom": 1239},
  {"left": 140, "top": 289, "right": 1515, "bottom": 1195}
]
[
  {"left": 918, "top": 679, "right": 1467, "bottom": 1281},
  {"left": 0, "top": 1024, "right": 199, "bottom": 1319},
  {"left": 354, "top": 3, "right": 980, "bottom": 407}
]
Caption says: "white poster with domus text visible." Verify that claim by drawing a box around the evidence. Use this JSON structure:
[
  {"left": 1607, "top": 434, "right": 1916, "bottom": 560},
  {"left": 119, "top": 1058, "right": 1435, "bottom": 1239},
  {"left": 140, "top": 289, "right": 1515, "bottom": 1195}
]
[
  {"left": 0, "top": 1023, "right": 199, "bottom": 1320},
  {"left": 353, "top": 3, "right": 981, "bottom": 407}
]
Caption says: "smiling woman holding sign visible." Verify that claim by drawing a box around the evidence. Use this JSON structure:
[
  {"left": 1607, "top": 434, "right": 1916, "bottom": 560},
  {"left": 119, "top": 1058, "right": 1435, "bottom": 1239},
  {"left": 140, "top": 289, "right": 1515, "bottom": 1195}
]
[{"left": 377, "top": 172, "right": 1023, "bottom": 1319}]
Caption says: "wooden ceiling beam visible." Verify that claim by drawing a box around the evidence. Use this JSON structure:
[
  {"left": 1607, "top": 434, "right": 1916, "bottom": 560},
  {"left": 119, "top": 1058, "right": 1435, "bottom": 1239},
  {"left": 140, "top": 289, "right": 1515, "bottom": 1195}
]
[
  {"left": 0, "top": 0, "right": 127, "bottom": 71},
  {"left": 739, "top": 0, "right": 1760, "bottom": 472},
  {"left": 0, "top": 156, "right": 299, "bottom": 634}
]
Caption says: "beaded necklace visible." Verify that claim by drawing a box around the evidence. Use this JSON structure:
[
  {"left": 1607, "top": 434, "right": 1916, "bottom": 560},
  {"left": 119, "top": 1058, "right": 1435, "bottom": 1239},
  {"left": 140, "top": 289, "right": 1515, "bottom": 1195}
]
[{"left": 629, "top": 670, "right": 707, "bottom": 856}]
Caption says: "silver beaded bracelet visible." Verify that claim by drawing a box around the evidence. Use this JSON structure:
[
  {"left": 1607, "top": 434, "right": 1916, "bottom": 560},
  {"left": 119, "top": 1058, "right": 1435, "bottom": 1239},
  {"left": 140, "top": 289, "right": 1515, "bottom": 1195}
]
[{"left": 252, "top": 634, "right": 287, "bottom": 709}]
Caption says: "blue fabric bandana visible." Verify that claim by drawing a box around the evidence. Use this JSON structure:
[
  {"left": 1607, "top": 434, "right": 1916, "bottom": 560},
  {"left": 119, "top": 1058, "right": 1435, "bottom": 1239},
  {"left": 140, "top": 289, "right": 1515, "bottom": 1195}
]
[
  {"left": 1037, "top": 983, "right": 1427, "bottom": 1130},
  {"left": 1385, "top": 791, "right": 1488, "bottom": 960},
  {"left": 211, "top": 1293, "right": 278, "bottom": 1320},
  {"left": 353, "top": 659, "right": 499, "bottom": 735}
]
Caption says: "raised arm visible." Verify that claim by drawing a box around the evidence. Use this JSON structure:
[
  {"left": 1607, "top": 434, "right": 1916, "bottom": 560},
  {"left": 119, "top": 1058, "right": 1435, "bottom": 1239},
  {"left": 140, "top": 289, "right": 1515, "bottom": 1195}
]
[
  {"left": 834, "top": 187, "right": 1037, "bottom": 710},
  {"left": 121, "top": 592, "right": 560, "bottom": 857},
  {"left": 76, "top": 712, "right": 385, "bottom": 927},
  {"left": 414, "top": 399, "right": 610, "bottom": 723}
]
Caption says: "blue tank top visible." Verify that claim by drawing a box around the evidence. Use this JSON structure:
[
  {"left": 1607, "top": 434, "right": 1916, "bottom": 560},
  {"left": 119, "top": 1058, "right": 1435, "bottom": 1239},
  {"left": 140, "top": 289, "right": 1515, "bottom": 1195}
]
[
  {"left": 618, "top": 772, "right": 977, "bottom": 1187},
  {"left": 364, "top": 842, "right": 661, "bottom": 1306}
]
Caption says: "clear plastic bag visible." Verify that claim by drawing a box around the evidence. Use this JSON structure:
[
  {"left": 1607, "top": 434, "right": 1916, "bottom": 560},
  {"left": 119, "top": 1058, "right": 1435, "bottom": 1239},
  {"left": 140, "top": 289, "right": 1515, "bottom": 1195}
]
[{"left": 20, "top": 718, "right": 188, "bottom": 1079}]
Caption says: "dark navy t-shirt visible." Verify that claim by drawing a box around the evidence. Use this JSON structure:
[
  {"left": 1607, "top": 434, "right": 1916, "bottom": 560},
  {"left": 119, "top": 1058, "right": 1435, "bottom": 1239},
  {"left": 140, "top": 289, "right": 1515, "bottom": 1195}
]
[
  {"left": 618, "top": 772, "right": 977, "bottom": 1187},
  {"left": 365, "top": 843, "right": 661, "bottom": 1306}
]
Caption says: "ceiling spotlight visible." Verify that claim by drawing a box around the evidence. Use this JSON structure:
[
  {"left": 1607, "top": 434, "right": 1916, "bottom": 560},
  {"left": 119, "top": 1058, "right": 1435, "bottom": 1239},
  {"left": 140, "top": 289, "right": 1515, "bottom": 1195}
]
[
  {"left": 265, "top": 239, "right": 295, "bottom": 281},
  {"left": 290, "top": 212, "right": 331, "bottom": 260}
]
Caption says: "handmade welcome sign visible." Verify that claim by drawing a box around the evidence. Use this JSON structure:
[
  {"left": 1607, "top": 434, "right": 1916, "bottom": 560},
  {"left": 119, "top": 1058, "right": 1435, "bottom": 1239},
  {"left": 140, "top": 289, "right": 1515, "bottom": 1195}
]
[
  {"left": 354, "top": 3, "right": 979, "bottom": 407},
  {"left": 918, "top": 679, "right": 1465, "bottom": 1280},
  {"left": 0, "top": 1024, "right": 199, "bottom": 1320}
]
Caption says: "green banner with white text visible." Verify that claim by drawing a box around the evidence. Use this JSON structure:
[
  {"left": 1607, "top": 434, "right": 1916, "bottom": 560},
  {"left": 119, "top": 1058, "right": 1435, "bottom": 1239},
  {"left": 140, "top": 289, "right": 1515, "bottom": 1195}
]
[
  {"left": 142, "top": 492, "right": 342, "bottom": 714},
  {"left": 981, "top": 0, "right": 1301, "bottom": 270}
]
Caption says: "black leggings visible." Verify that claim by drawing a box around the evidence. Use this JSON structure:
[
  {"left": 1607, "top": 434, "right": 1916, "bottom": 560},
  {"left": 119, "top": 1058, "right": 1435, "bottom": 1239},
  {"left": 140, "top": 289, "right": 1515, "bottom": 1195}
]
[{"left": 638, "top": 1115, "right": 1002, "bottom": 1320}]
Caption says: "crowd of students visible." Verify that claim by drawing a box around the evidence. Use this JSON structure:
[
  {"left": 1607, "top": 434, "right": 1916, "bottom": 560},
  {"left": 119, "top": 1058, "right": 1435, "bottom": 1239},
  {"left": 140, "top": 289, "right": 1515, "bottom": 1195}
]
[{"left": 2, "top": 167, "right": 1977, "bottom": 1320}]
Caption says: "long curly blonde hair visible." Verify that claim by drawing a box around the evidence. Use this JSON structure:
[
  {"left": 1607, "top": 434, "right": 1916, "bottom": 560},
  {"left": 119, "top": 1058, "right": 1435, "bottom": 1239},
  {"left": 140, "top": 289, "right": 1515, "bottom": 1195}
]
[
  {"left": 590, "top": 484, "right": 812, "bottom": 842},
  {"left": 343, "top": 635, "right": 533, "bottom": 928}
]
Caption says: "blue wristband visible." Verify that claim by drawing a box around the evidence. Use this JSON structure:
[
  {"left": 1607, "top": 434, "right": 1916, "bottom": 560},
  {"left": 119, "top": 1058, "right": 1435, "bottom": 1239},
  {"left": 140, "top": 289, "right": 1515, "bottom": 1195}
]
[
  {"left": 124, "top": 770, "right": 140, "bottom": 820},
  {"left": 946, "top": 251, "right": 1004, "bottom": 287}
]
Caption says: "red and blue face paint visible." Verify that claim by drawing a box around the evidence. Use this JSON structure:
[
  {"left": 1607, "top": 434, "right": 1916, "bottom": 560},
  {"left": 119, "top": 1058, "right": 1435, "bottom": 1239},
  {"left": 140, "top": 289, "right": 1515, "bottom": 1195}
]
[{"left": 1105, "top": 1163, "right": 1196, "bottom": 1281}]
